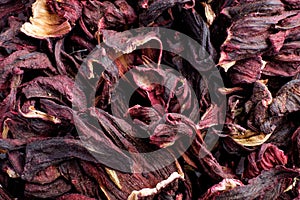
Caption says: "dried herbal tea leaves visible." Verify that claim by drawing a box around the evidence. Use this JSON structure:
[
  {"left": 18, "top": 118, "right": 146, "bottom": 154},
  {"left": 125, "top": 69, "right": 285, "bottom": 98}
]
[{"left": 0, "top": 0, "right": 299, "bottom": 199}]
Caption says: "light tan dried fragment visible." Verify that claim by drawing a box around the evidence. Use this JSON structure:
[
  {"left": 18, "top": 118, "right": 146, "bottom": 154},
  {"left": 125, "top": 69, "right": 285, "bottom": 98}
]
[{"left": 20, "top": 0, "right": 71, "bottom": 39}]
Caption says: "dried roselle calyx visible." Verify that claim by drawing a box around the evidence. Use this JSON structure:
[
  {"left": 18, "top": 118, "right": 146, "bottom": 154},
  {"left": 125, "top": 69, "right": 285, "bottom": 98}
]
[
  {"left": 46, "top": 0, "right": 83, "bottom": 25},
  {"left": 24, "top": 178, "right": 72, "bottom": 198},
  {"left": 0, "top": 0, "right": 32, "bottom": 32},
  {"left": 0, "top": 17, "right": 37, "bottom": 55},
  {"left": 243, "top": 143, "right": 288, "bottom": 179},
  {"left": 1, "top": 0, "right": 300, "bottom": 199},
  {"left": 58, "top": 160, "right": 103, "bottom": 198},
  {"left": 216, "top": 166, "right": 300, "bottom": 199},
  {"left": 57, "top": 194, "right": 97, "bottom": 200},
  {"left": 270, "top": 79, "right": 300, "bottom": 116},
  {"left": 0, "top": 50, "right": 57, "bottom": 98},
  {"left": 245, "top": 80, "right": 273, "bottom": 133},
  {"left": 218, "top": 0, "right": 298, "bottom": 71},
  {"left": 198, "top": 103, "right": 225, "bottom": 129},
  {"left": 200, "top": 178, "right": 244, "bottom": 199},
  {"left": 139, "top": 0, "right": 195, "bottom": 26},
  {"left": 127, "top": 172, "right": 184, "bottom": 199},
  {"left": 97, "top": 0, "right": 137, "bottom": 33},
  {"left": 114, "top": 0, "right": 137, "bottom": 25},
  {"left": 150, "top": 113, "right": 197, "bottom": 148},
  {"left": 262, "top": 60, "right": 300, "bottom": 77},
  {"left": 127, "top": 105, "right": 160, "bottom": 126},
  {"left": 282, "top": 0, "right": 300, "bottom": 9},
  {"left": 222, "top": 123, "right": 271, "bottom": 147},
  {"left": 227, "top": 57, "right": 262, "bottom": 85},
  {"left": 291, "top": 126, "right": 300, "bottom": 167},
  {"left": 20, "top": 0, "right": 73, "bottom": 39},
  {"left": 81, "top": 0, "right": 103, "bottom": 36},
  {"left": 221, "top": 0, "right": 284, "bottom": 20}
]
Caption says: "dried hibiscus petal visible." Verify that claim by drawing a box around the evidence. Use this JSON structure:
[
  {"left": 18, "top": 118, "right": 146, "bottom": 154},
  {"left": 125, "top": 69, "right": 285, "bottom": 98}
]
[
  {"left": 221, "top": 0, "right": 284, "bottom": 20},
  {"left": 243, "top": 143, "right": 288, "bottom": 179},
  {"left": 150, "top": 113, "right": 197, "bottom": 148},
  {"left": 270, "top": 79, "right": 300, "bottom": 116},
  {"left": 215, "top": 166, "right": 300, "bottom": 199},
  {"left": 0, "top": 50, "right": 57, "bottom": 99},
  {"left": 245, "top": 80, "right": 273, "bottom": 133},
  {"left": 20, "top": 0, "right": 72, "bottom": 39},
  {"left": 262, "top": 60, "right": 300, "bottom": 77},
  {"left": 21, "top": 138, "right": 129, "bottom": 182},
  {"left": 59, "top": 160, "right": 102, "bottom": 198},
  {"left": 200, "top": 178, "right": 244, "bottom": 199},
  {"left": 46, "top": 0, "right": 82, "bottom": 24},
  {"left": 227, "top": 57, "right": 263, "bottom": 85},
  {"left": 291, "top": 126, "right": 300, "bottom": 167},
  {"left": 198, "top": 103, "right": 225, "bottom": 129},
  {"left": 81, "top": 0, "right": 103, "bottom": 35},
  {"left": 0, "top": 0, "right": 299, "bottom": 199},
  {"left": 127, "top": 172, "right": 184, "bottom": 199},
  {"left": 97, "top": 0, "right": 137, "bottom": 32},
  {"left": 139, "top": 0, "right": 193, "bottom": 26},
  {"left": 57, "top": 194, "right": 97, "bottom": 200},
  {"left": 127, "top": 105, "right": 160, "bottom": 125},
  {"left": 25, "top": 178, "right": 71, "bottom": 198},
  {"left": 227, "top": 124, "right": 273, "bottom": 147},
  {"left": 20, "top": 75, "right": 86, "bottom": 110},
  {"left": 30, "top": 165, "right": 60, "bottom": 185},
  {"left": 0, "top": 16, "right": 37, "bottom": 55},
  {"left": 219, "top": 4, "right": 298, "bottom": 70}
]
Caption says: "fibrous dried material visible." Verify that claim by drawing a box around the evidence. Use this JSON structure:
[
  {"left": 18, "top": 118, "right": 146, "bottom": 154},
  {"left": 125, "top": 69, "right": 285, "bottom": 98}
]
[
  {"left": 243, "top": 143, "right": 288, "bottom": 179},
  {"left": 200, "top": 178, "right": 244, "bottom": 199},
  {"left": 270, "top": 79, "right": 300, "bottom": 116},
  {"left": 0, "top": 0, "right": 299, "bottom": 199},
  {"left": 227, "top": 57, "right": 263, "bottom": 85},
  {"left": 20, "top": 0, "right": 72, "bottom": 39},
  {"left": 218, "top": 0, "right": 300, "bottom": 74},
  {"left": 46, "top": 0, "right": 82, "bottom": 24},
  {"left": 215, "top": 167, "right": 300, "bottom": 200}
]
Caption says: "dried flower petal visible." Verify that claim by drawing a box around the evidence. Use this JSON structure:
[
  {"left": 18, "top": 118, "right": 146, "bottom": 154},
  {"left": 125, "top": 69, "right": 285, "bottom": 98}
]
[
  {"left": 270, "top": 79, "right": 300, "bottom": 116},
  {"left": 25, "top": 178, "right": 71, "bottom": 198},
  {"left": 127, "top": 172, "right": 184, "bottom": 200},
  {"left": 230, "top": 128, "right": 272, "bottom": 147},
  {"left": 20, "top": 0, "right": 72, "bottom": 39},
  {"left": 243, "top": 143, "right": 288, "bottom": 179},
  {"left": 46, "top": 0, "right": 82, "bottom": 24},
  {"left": 215, "top": 166, "right": 299, "bottom": 199},
  {"left": 57, "top": 194, "right": 96, "bottom": 200},
  {"left": 227, "top": 57, "right": 263, "bottom": 85},
  {"left": 201, "top": 178, "right": 244, "bottom": 199}
]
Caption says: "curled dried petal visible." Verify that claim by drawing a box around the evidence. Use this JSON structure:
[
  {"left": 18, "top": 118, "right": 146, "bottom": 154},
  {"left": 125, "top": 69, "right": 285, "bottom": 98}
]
[
  {"left": 127, "top": 172, "right": 184, "bottom": 200},
  {"left": 243, "top": 143, "right": 288, "bottom": 179},
  {"left": 216, "top": 167, "right": 299, "bottom": 199},
  {"left": 228, "top": 57, "right": 262, "bottom": 85},
  {"left": 230, "top": 127, "right": 272, "bottom": 147},
  {"left": 270, "top": 79, "right": 300, "bottom": 116},
  {"left": 20, "top": 0, "right": 72, "bottom": 39},
  {"left": 46, "top": 0, "right": 82, "bottom": 24},
  {"left": 201, "top": 178, "right": 244, "bottom": 199}
]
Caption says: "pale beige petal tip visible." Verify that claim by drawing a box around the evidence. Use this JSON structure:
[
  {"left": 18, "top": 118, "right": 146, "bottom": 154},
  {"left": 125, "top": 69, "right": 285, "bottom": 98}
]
[{"left": 20, "top": 0, "right": 71, "bottom": 39}]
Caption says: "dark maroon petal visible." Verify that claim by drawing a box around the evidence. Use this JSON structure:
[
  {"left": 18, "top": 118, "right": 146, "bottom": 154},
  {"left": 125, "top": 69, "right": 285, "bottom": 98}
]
[
  {"left": 47, "top": 0, "right": 82, "bottom": 24},
  {"left": 217, "top": 167, "right": 300, "bottom": 199},
  {"left": 243, "top": 143, "right": 287, "bottom": 179},
  {"left": 228, "top": 57, "right": 262, "bottom": 85},
  {"left": 292, "top": 126, "right": 300, "bottom": 167},
  {"left": 270, "top": 79, "right": 300, "bottom": 116},
  {"left": 57, "top": 194, "right": 97, "bottom": 200},
  {"left": 200, "top": 178, "right": 244, "bottom": 199},
  {"left": 25, "top": 178, "right": 71, "bottom": 198}
]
